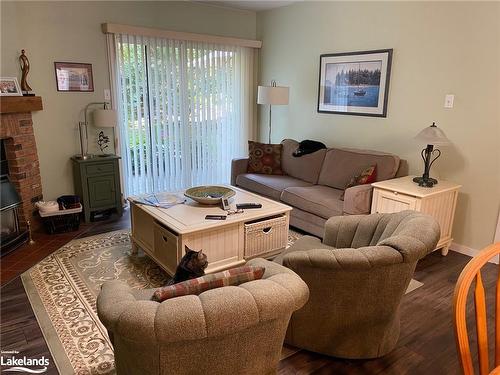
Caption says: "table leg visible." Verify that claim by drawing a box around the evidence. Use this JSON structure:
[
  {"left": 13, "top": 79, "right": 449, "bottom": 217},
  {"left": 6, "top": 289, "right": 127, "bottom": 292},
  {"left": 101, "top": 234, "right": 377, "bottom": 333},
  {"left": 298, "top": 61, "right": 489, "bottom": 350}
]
[
  {"left": 441, "top": 242, "right": 451, "bottom": 256},
  {"left": 130, "top": 237, "right": 139, "bottom": 255}
]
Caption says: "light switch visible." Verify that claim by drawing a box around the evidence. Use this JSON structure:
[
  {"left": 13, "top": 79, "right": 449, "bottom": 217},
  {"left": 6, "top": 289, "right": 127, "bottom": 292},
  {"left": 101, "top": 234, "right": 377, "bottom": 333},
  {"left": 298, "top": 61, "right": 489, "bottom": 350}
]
[
  {"left": 444, "top": 94, "right": 454, "bottom": 108},
  {"left": 104, "top": 89, "right": 111, "bottom": 101}
]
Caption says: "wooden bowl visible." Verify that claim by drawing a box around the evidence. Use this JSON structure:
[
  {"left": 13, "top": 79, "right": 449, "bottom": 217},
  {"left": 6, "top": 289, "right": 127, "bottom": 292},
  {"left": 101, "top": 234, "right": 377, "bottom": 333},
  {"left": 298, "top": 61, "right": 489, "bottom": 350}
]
[{"left": 184, "top": 186, "right": 236, "bottom": 205}]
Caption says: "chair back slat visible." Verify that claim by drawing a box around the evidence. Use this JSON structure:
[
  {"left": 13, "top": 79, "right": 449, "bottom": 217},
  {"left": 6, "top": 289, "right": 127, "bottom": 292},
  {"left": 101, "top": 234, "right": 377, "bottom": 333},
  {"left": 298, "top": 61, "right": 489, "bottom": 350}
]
[
  {"left": 475, "top": 271, "right": 490, "bottom": 375},
  {"left": 495, "top": 264, "right": 500, "bottom": 367},
  {"left": 454, "top": 243, "right": 500, "bottom": 375}
]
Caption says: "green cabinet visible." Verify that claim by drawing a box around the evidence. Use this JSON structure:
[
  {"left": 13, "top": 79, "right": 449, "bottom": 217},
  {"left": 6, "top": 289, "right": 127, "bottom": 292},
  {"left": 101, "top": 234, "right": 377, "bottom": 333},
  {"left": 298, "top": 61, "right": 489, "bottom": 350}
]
[{"left": 71, "top": 156, "right": 123, "bottom": 223}]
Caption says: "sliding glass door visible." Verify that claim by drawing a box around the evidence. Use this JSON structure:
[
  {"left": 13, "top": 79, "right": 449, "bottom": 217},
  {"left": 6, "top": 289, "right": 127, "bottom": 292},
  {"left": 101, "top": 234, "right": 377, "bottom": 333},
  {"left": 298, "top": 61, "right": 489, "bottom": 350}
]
[{"left": 114, "top": 34, "right": 253, "bottom": 196}]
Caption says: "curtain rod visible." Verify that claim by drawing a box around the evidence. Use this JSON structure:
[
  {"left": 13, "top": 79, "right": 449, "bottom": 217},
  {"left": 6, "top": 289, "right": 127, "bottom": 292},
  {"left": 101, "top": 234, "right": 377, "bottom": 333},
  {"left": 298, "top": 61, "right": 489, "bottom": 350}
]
[{"left": 102, "top": 23, "right": 262, "bottom": 49}]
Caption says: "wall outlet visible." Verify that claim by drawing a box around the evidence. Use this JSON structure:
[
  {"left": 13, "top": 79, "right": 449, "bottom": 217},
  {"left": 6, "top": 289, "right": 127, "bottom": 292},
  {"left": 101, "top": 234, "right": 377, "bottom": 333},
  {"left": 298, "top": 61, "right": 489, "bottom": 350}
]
[
  {"left": 444, "top": 94, "right": 454, "bottom": 108},
  {"left": 104, "top": 89, "right": 111, "bottom": 101}
]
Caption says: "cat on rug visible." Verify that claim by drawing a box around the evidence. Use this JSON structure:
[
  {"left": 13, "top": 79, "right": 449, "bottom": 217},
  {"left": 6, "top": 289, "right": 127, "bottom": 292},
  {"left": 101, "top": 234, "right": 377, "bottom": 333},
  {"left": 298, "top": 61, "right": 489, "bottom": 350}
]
[{"left": 166, "top": 246, "right": 208, "bottom": 285}]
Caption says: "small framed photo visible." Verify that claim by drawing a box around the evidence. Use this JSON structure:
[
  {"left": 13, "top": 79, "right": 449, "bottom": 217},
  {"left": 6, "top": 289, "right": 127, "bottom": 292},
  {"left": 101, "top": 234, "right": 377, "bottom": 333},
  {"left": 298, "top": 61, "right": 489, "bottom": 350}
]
[
  {"left": 54, "top": 62, "right": 94, "bottom": 92},
  {"left": 0, "top": 77, "right": 23, "bottom": 96},
  {"left": 317, "top": 49, "right": 393, "bottom": 117}
]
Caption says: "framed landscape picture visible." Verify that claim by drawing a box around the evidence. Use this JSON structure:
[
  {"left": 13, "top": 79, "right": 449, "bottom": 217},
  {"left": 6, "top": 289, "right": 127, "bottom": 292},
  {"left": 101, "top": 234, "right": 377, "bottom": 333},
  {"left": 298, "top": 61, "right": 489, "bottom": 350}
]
[
  {"left": 317, "top": 49, "right": 393, "bottom": 117},
  {"left": 0, "top": 77, "right": 22, "bottom": 96},
  {"left": 54, "top": 62, "right": 94, "bottom": 92}
]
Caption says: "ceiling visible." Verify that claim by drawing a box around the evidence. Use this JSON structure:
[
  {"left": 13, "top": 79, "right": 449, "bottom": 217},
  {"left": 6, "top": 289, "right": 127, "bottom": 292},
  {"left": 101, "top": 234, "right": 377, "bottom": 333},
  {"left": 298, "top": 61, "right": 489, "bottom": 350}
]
[{"left": 202, "top": 1, "right": 300, "bottom": 12}]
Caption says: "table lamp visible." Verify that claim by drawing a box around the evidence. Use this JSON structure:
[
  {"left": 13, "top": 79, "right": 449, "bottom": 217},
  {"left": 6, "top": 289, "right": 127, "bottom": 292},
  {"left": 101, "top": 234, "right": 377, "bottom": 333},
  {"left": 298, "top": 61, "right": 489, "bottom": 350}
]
[
  {"left": 93, "top": 107, "right": 117, "bottom": 155},
  {"left": 76, "top": 102, "right": 116, "bottom": 159},
  {"left": 257, "top": 80, "right": 289, "bottom": 143},
  {"left": 413, "top": 122, "right": 451, "bottom": 187}
]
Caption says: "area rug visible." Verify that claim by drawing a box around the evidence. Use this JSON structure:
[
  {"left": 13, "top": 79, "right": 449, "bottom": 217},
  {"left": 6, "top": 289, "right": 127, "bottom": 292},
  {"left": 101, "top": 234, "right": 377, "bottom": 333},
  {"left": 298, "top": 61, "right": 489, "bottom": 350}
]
[{"left": 21, "top": 229, "right": 422, "bottom": 374}]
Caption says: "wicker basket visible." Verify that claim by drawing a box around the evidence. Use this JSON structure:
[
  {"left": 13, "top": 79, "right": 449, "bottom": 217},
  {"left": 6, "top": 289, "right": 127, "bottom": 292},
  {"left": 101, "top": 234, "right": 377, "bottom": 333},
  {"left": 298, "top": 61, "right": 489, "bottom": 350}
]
[
  {"left": 244, "top": 215, "right": 288, "bottom": 258},
  {"left": 39, "top": 204, "right": 82, "bottom": 234}
]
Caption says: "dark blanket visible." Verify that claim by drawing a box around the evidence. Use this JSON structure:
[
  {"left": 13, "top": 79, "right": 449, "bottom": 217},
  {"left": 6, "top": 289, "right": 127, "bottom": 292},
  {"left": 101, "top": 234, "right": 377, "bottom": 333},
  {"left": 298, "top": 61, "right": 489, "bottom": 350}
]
[{"left": 293, "top": 140, "right": 327, "bottom": 157}]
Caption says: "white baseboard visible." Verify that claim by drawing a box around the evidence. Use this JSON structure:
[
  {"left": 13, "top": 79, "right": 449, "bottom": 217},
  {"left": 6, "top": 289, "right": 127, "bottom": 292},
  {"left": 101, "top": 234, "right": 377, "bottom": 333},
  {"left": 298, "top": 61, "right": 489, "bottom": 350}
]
[{"left": 450, "top": 242, "right": 499, "bottom": 264}]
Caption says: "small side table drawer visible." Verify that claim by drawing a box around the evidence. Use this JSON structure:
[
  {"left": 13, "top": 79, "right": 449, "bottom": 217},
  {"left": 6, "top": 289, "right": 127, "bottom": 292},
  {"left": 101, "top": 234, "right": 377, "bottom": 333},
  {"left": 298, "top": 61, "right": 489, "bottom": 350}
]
[
  {"left": 372, "top": 189, "right": 418, "bottom": 213},
  {"left": 85, "top": 163, "right": 114, "bottom": 176},
  {"left": 244, "top": 215, "right": 287, "bottom": 259}
]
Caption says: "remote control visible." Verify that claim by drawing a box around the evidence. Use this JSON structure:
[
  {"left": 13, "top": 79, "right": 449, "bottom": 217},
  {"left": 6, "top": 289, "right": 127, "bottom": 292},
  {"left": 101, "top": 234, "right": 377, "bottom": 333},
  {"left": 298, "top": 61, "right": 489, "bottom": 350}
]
[
  {"left": 221, "top": 197, "right": 231, "bottom": 211},
  {"left": 236, "top": 203, "right": 262, "bottom": 209},
  {"left": 205, "top": 215, "right": 226, "bottom": 220}
]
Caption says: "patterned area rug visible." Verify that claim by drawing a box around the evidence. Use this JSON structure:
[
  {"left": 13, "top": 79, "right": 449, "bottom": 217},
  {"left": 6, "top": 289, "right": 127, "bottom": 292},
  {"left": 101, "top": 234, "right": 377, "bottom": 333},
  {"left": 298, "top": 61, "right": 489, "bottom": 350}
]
[
  {"left": 21, "top": 229, "right": 303, "bottom": 375},
  {"left": 21, "top": 229, "right": 422, "bottom": 374}
]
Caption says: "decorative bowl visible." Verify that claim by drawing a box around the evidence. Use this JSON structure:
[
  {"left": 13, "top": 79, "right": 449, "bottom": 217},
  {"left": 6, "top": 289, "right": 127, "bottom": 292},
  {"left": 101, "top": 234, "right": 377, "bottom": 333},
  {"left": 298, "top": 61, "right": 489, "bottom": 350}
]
[{"left": 184, "top": 186, "right": 236, "bottom": 205}]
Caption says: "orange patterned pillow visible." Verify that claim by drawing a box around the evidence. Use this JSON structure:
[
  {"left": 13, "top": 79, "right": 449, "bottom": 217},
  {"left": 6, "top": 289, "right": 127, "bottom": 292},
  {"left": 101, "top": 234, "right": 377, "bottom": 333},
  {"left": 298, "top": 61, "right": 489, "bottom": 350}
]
[
  {"left": 152, "top": 265, "right": 265, "bottom": 302},
  {"left": 247, "top": 141, "right": 283, "bottom": 175},
  {"left": 340, "top": 165, "right": 377, "bottom": 201}
]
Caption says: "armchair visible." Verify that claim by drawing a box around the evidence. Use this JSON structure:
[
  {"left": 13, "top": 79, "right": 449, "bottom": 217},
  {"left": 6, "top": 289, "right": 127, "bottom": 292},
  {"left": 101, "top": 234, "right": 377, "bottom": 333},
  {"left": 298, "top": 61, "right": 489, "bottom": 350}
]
[
  {"left": 97, "top": 258, "right": 309, "bottom": 375},
  {"left": 275, "top": 210, "right": 440, "bottom": 359}
]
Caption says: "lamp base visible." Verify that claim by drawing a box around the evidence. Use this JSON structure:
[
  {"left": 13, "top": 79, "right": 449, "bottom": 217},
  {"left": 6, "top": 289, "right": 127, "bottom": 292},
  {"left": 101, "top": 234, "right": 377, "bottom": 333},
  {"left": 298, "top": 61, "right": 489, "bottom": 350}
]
[
  {"left": 413, "top": 176, "right": 438, "bottom": 188},
  {"left": 74, "top": 154, "right": 95, "bottom": 160}
]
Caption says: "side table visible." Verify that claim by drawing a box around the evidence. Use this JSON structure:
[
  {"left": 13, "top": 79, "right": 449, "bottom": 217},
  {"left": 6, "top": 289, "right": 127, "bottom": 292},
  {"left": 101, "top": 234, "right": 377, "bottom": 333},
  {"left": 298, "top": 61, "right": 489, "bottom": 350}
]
[
  {"left": 71, "top": 155, "right": 123, "bottom": 223},
  {"left": 371, "top": 176, "right": 461, "bottom": 255}
]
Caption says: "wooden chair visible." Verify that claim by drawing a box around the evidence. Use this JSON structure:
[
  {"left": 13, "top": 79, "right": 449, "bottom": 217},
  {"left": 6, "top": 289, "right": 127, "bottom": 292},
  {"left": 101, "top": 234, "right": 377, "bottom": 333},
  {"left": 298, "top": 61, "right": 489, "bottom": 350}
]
[{"left": 454, "top": 243, "right": 500, "bottom": 375}]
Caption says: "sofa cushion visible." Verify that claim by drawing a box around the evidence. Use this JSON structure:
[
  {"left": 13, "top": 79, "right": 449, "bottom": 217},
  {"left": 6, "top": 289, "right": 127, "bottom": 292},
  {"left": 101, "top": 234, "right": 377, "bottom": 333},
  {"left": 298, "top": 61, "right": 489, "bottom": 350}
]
[
  {"left": 152, "top": 265, "right": 265, "bottom": 302},
  {"left": 281, "top": 139, "right": 327, "bottom": 184},
  {"left": 247, "top": 141, "right": 283, "bottom": 175},
  {"left": 318, "top": 148, "right": 400, "bottom": 190},
  {"left": 281, "top": 185, "right": 344, "bottom": 219},
  {"left": 236, "top": 173, "right": 312, "bottom": 200}
]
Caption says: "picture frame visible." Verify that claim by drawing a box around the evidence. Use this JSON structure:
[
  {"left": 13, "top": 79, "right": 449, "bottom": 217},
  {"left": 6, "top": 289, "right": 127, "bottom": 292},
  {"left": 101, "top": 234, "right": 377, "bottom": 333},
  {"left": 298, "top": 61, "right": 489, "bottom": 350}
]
[
  {"left": 54, "top": 62, "right": 94, "bottom": 92},
  {"left": 0, "top": 77, "right": 23, "bottom": 96},
  {"left": 317, "top": 49, "right": 393, "bottom": 117}
]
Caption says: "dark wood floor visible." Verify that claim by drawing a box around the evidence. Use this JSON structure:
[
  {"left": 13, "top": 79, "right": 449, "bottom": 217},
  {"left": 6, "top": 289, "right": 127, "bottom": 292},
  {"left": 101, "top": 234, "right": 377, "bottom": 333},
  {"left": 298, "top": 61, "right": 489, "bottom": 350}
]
[{"left": 0, "top": 210, "right": 494, "bottom": 374}]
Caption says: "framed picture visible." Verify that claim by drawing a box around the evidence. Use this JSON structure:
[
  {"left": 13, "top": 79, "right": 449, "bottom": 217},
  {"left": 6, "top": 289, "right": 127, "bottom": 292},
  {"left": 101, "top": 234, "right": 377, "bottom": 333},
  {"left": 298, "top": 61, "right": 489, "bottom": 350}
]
[
  {"left": 0, "top": 77, "right": 22, "bottom": 96},
  {"left": 54, "top": 62, "right": 94, "bottom": 92},
  {"left": 317, "top": 49, "right": 393, "bottom": 117}
]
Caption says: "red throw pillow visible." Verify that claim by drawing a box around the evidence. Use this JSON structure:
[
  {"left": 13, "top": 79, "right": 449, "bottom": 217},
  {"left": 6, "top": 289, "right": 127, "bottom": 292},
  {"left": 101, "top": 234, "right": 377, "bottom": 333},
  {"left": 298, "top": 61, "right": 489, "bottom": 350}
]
[
  {"left": 152, "top": 265, "right": 265, "bottom": 302},
  {"left": 340, "top": 165, "right": 377, "bottom": 201},
  {"left": 247, "top": 141, "right": 283, "bottom": 175}
]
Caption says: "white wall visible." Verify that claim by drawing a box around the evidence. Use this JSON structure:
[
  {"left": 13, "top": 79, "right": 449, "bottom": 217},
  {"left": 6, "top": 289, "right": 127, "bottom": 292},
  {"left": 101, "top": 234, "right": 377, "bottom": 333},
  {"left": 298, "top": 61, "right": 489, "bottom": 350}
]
[
  {"left": 257, "top": 2, "right": 500, "bottom": 250},
  {"left": 1, "top": 1, "right": 256, "bottom": 200}
]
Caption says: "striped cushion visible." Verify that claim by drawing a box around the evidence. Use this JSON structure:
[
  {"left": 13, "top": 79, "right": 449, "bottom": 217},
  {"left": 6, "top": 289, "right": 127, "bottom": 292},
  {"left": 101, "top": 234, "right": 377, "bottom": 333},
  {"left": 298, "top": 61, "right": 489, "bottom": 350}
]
[{"left": 152, "top": 265, "right": 265, "bottom": 302}]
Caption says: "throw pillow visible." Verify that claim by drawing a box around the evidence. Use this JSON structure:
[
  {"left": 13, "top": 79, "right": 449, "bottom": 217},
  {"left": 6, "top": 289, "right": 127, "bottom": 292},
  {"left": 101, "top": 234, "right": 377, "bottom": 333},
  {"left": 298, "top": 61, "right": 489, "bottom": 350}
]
[
  {"left": 247, "top": 141, "right": 283, "bottom": 175},
  {"left": 339, "top": 165, "right": 377, "bottom": 201},
  {"left": 152, "top": 265, "right": 265, "bottom": 302}
]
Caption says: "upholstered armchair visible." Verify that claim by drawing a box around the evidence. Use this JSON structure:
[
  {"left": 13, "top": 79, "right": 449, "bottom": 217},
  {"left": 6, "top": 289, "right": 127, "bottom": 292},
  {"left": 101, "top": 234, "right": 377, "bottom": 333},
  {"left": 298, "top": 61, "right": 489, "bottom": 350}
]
[
  {"left": 97, "top": 258, "right": 309, "bottom": 375},
  {"left": 275, "top": 210, "right": 440, "bottom": 359}
]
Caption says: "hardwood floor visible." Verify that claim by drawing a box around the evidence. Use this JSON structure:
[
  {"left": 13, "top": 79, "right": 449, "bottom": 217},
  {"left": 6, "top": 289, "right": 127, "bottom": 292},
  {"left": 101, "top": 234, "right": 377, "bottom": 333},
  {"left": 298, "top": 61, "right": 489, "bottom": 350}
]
[{"left": 0, "top": 210, "right": 494, "bottom": 374}]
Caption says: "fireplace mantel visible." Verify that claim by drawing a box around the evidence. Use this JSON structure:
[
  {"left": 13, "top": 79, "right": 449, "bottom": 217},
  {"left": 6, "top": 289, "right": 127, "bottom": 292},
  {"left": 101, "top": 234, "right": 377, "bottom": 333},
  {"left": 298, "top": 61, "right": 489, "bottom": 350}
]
[{"left": 0, "top": 96, "right": 43, "bottom": 114}]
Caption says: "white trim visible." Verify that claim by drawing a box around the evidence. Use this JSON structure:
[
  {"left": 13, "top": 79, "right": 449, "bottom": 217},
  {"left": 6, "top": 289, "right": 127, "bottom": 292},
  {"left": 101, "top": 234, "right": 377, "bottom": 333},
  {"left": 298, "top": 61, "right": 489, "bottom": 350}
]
[
  {"left": 495, "top": 210, "right": 500, "bottom": 242},
  {"left": 102, "top": 23, "right": 262, "bottom": 49},
  {"left": 450, "top": 242, "right": 499, "bottom": 264}
]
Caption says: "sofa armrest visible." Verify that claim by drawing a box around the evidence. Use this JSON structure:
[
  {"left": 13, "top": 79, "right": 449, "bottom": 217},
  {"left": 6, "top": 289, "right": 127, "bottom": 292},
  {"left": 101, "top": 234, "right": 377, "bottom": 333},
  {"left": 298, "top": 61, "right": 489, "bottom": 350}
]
[
  {"left": 342, "top": 184, "right": 374, "bottom": 215},
  {"left": 231, "top": 158, "right": 249, "bottom": 186}
]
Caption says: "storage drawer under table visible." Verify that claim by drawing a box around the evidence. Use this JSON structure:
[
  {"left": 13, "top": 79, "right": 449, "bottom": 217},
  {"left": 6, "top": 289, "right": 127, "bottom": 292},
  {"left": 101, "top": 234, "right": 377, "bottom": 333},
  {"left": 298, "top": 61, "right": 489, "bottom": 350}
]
[
  {"left": 244, "top": 215, "right": 288, "bottom": 259},
  {"left": 85, "top": 163, "right": 114, "bottom": 176},
  {"left": 153, "top": 221, "right": 179, "bottom": 276}
]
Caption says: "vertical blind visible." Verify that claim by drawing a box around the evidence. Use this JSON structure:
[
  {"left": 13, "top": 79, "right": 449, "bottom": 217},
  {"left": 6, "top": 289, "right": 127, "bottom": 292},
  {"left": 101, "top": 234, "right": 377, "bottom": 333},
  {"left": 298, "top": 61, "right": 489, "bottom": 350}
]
[{"left": 114, "top": 33, "right": 254, "bottom": 196}]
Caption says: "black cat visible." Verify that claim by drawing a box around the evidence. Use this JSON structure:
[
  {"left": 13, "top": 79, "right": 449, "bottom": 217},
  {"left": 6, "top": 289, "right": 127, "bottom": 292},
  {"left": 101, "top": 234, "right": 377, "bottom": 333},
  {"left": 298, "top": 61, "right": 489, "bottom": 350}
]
[
  {"left": 167, "top": 246, "right": 208, "bottom": 285},
  {"left": 293, "top": 140, "right": 327, "bottom": 157}
]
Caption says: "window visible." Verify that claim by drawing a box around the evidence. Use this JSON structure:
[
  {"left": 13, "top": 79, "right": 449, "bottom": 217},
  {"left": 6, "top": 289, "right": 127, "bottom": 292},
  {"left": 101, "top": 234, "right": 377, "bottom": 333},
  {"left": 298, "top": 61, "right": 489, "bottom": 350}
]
[{"left": 114, "top": 34, "right": 254, "bottom": 196}]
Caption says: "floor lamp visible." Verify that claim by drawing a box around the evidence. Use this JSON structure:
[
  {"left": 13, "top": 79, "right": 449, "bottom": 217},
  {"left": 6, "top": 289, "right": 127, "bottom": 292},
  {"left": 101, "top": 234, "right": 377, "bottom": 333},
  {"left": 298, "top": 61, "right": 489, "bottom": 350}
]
[{"left": 257, "top": 80, "right": 289, "bottom": 143}]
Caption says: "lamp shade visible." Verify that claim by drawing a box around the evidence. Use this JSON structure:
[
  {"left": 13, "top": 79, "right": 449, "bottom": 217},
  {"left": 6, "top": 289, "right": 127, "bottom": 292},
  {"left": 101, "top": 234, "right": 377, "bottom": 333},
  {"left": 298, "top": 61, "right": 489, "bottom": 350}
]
[
  {"left": 93, "top": 109, "right": 117, "bottom": 128},
  {"left": 257, "top": 85, "right": 289, "bottom": 105},
  {"left": 414, "top": 123, "right": 451, "bottom": 146}
]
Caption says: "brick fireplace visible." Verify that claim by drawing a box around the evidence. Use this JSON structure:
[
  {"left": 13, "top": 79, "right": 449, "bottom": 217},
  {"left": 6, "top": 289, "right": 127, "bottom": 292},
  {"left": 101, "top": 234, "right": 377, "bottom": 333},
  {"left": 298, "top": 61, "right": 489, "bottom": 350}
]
[{"left": 0, "top": 96, "right": 44, "bottom": 230}]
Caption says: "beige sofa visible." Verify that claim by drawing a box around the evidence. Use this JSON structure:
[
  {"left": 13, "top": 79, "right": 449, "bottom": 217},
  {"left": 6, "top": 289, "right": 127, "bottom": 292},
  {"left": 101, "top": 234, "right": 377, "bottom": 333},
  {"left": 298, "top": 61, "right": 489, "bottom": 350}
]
[
  {"left": 97, "top": 258, "right": 309, "bottom": 375},
  {"left": 275, "top": 211, "right": 440, "bottom": 359},
  {"left": 231, "top": 139, "right": 408, "bottom": 237}
]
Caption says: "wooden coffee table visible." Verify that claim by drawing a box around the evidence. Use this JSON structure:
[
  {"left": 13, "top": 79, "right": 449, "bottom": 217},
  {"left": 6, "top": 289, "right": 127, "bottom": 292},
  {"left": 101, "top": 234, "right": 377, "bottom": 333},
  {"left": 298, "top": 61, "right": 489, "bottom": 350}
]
[{"left": 128, "top": 186, "right": 292, "bottom": 275}]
